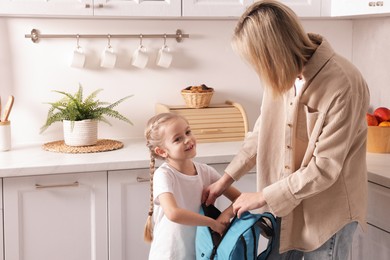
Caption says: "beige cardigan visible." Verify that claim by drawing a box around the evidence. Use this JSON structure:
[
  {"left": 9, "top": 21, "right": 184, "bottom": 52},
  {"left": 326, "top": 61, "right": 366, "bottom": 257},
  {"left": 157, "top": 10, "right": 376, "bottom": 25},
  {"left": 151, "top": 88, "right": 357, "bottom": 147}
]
[{"left": 225, "top": 34, "right": 369, "bottom": 253}]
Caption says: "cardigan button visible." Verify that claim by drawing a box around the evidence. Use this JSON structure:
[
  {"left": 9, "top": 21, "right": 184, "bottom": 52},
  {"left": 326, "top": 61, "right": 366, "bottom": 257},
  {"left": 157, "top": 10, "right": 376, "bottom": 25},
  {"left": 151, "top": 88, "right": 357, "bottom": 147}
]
[
  {"left": 287, "top": 145, "right": 292, "bottom": 149},
  {"left": 285, "top": 165, "right": 290, "bottom": 169}
]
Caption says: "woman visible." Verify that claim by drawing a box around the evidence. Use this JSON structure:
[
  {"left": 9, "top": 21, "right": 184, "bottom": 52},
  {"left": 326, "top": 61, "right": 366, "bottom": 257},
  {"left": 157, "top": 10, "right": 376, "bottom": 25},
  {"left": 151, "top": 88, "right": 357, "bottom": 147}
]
[{"left": 202, "top": 1, "right": 369, "bottom": 259}]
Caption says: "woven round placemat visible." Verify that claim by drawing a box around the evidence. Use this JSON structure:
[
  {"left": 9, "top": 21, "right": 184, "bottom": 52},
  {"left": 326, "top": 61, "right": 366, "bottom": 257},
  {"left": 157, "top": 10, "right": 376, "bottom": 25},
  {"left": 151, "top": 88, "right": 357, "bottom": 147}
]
[{"left": 42, "top": 139, "right": 124, "bottom": 154}]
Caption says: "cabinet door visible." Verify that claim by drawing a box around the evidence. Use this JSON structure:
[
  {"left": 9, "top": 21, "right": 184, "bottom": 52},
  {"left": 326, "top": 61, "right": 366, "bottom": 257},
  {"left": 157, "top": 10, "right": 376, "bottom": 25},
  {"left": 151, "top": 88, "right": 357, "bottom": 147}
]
[
  {"left": 108, "top": 169, "right": 151, "bottom": 260},
  {"left": 0, "top": 0, "right": 93, "bottom": 16},
  {"left": 183, "top": 0, "right": 254, "bottom": 17},
  {"left": 3, "top": 171, "right": 108, "bottom": 260},
  {"left": 280, "top": 0, "right": 322, "bottom": 17},
  {"left": 93, "top": 0, "right": 181, "bottom": 17},
  {"left": 322, "top": 0, "right": 390, "bottom": 17},
  {"left": 351, "top": 223, "right": 390, "bottom": 260},
  {"left": 367, "top": 181, "right": 390, "bottom": 232},
  {"left": 0, "top": 179, "right": 3, "bottom": 260}
]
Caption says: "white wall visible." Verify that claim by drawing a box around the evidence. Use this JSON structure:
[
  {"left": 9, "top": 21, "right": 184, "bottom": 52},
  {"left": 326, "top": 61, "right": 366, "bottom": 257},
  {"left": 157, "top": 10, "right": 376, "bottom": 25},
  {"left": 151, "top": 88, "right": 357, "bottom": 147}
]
[
  {"left": 0, "top": 17, "right": 353, "bottom": 146},
  {"left": 352, "top": 16, "right": 390, "bottom": 112}
]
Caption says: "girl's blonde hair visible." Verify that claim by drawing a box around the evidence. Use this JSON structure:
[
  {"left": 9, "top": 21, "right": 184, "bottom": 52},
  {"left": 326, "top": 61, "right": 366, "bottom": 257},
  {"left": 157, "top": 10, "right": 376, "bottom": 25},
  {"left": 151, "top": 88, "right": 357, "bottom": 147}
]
[
  {"left": 232, "top": 0, "right": 317, "bottom": 96},
  {"left": 143, "top": 112, "right": 186, "bottom": 242}
]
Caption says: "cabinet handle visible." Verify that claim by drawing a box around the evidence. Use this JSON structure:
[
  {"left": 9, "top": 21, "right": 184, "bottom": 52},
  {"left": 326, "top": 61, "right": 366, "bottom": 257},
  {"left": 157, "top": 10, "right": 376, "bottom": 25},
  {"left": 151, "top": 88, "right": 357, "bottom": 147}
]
[
  {"left": 376, "top": 1, "right": 384, "bottom": 6},
  {"left": 35, "top": 181, "right": 79, "bottom": 189},
  {"left": 136, "top": 177, "right": 150, "bottom": 183},
  {"left": 97, "top": 4, "right": 104, "bottom": 8},
  {"left": 369, "top": 1, "right": 376, "bottom": 6},
  {"left": 85, "top": 4, "right": 91, "bottom": 8}
]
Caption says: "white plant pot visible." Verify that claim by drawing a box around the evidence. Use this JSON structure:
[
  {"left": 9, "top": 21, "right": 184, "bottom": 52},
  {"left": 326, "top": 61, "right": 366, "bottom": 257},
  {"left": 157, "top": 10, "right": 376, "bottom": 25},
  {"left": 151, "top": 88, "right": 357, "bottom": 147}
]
[{"left": 63, "top": 119, "right": 98, "bottom": 146}]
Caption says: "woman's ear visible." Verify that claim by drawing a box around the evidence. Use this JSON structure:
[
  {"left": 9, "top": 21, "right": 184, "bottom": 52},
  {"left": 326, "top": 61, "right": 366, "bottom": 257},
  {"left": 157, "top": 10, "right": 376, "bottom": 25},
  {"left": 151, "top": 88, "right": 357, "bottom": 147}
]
[{"left": 154, "top": 147, "right": 168, "bottom": 158}]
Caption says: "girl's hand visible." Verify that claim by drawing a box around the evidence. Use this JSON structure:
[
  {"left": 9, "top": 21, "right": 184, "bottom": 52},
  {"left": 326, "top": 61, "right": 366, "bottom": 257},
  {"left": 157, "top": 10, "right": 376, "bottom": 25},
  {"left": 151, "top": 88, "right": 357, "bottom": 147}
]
[
  {"left": 216, "top": 209, "right": 233, "bottom": 227},
  {"left": 210, "top": 219, "right": 226, "bottom": 236},
  {"left": 233, "top": 192, "right": 266, "bottom": 218},
  {"left": 202, "top": 173, "right": 235, "bottom": 206}
]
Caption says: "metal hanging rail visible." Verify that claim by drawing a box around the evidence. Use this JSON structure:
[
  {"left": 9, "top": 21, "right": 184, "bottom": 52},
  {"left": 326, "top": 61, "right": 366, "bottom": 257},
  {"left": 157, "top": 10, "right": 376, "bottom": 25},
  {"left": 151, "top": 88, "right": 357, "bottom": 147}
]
[{"left": 25, "top": 28, "right": 189, "bottom": 43}]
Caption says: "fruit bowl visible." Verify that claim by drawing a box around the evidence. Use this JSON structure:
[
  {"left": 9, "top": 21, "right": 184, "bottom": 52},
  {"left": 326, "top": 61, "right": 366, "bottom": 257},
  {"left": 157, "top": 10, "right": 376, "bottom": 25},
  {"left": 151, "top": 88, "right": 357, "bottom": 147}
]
[{"left": 367, "top": 126, "right": 390, "bottom": 153}]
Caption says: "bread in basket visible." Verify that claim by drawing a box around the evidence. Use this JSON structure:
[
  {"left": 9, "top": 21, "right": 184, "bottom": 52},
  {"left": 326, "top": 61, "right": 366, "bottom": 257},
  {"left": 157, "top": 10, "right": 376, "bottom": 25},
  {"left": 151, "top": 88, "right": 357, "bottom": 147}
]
[{"left": 181, "top": 84, "right": 214, "bottom": 108}]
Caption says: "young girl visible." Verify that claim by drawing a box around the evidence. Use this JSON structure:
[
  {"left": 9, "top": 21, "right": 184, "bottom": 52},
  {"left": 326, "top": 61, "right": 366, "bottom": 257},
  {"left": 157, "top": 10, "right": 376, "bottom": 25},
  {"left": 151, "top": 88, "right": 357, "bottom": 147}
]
[{"left": 143, "top": 113, "right": 241, "bottom": 260}]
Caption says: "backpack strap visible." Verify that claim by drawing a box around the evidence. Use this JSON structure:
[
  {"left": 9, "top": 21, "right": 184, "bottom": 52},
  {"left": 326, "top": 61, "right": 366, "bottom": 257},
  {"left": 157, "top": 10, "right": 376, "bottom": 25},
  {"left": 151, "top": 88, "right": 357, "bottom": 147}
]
[{"left": 257, "top": 212, "right": 277, "bottom": 260}]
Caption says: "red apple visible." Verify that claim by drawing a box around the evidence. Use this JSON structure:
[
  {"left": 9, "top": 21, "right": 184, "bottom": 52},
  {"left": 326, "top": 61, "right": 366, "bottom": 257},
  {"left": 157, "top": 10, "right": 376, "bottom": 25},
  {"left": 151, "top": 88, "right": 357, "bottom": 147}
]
[
  {"left": 366, "top": 113, "right": 378, "bottom": 126},
  {"left": 374, "top": 107, "right": 390, "bottom": 123}
]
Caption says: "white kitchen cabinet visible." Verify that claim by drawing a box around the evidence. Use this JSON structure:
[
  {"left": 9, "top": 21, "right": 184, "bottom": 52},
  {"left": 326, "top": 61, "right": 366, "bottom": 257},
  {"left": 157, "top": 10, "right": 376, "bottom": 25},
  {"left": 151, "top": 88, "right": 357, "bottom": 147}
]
[
  {"left": 0, "top": 0, "right": 181, "bottom": 17},
  {"left": 108, "top": 169, "right": 151, "bottom": 260},
  {"left": 352, "top": 223, "right": 390, "bottom": 260},
  {"left": 350, "top": 180, "right": 390, "bottom": 260},
  {"left": 0, "top": 0, "right": 93, "bottom": 17},
  {"left": 280, "top": 0, "right": 322, "bottom": 17},
  {"left": 322, "top": 0, "right": 390, "bottom": 17},
  {"left": 93, "top": 0, "right": 181, "bottom": 17},
  {"left": 0, "top": 179, "right": 3, "bottom": 260},
  {"left": 182, "top": 0, "right": 253, "bottom": 17},
  {"left": 3, "top": 171, "right": 108, "bottom": 260}
]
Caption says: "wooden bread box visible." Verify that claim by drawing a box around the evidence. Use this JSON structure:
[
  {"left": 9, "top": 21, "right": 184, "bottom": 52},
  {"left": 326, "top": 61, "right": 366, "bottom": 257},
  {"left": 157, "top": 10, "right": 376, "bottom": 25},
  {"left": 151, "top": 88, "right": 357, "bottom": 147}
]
[{"left": 155, "top": 101, "right": 248, "bottom": 143}]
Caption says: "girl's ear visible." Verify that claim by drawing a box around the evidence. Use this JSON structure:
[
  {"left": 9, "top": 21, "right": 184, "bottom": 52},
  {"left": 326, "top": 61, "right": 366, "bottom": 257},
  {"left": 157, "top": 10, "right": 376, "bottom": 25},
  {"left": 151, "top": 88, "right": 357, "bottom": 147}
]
[{"left": 154, "top": 147, "right": 168, "bottom": 158}]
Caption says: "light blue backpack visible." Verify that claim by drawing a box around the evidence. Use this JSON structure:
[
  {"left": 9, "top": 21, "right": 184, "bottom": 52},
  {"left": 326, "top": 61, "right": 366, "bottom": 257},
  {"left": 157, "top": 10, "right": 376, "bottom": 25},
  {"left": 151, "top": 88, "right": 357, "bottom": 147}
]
[{"left": 196, "top": 204, "right": 276, "bottom": 260}]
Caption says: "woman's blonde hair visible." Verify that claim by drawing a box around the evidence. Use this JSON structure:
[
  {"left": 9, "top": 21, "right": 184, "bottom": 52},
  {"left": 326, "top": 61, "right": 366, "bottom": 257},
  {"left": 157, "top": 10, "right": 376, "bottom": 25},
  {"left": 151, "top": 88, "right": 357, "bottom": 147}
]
[
  {"left": 232, "top": 0, "right": 317, "bottom": 96},
  {"left": 143, "top": 112, "right": 186, "bottom": 242}
]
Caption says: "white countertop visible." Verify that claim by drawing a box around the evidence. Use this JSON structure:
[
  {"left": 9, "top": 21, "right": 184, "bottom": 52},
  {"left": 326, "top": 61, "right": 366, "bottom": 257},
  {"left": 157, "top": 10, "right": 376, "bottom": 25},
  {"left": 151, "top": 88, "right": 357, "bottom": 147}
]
[
  {"left": 0, "top": 139, "right": 389, "bottom": 188},
  {"left": 0, "top": 139, "right": 242, "bottom": 177}
]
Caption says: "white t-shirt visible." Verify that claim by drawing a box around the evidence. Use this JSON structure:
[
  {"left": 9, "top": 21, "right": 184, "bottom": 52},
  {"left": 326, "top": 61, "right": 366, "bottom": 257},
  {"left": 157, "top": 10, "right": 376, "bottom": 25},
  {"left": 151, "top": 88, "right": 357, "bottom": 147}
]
[
  {"left": 294, "top": 76, "right": 305, "bottom": 96},
  {"left": 148, "top": 161, "right": 221, "bottom": 260}
]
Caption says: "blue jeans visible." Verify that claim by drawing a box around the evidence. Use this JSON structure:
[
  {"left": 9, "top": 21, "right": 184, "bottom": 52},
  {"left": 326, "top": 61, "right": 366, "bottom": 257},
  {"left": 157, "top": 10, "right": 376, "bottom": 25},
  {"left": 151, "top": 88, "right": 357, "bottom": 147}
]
[{"left": 268, "top": 218, "right": 357, "bottom": 260}]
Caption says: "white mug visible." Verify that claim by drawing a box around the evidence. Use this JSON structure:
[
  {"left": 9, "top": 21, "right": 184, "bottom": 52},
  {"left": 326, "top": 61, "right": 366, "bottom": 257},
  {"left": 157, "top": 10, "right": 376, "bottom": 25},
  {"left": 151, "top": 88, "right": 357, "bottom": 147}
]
[
  {"left": 131, "top": 45, "right": 149, "bottom": 69},
  {"left": 156, "top": 45, "right": 173, "bottom": 68},
  {"left": 0, "top": 121, "right": 11, "bottom": 152},
  {"left": 100, "top": 47, "right": 117, "bottom": 68},
  {"left": 70, "top": 47, "right": 86, "bottom": 68}
]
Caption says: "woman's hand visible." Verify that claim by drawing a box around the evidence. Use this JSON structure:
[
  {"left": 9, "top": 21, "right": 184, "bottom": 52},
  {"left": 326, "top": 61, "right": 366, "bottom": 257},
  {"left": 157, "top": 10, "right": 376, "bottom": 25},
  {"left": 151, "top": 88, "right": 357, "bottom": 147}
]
[
  {"left": 202, "top": 173, "right": 235, "bottom": 206},
  {"left": 233, "top": 192, "right": 266, "bottom": 218}
]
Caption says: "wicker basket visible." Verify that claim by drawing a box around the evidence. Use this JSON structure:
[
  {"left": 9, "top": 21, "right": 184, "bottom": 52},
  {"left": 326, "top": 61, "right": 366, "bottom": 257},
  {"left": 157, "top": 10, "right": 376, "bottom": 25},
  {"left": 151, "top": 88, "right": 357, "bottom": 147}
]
[{"left": 181, "top": 91, "right": 214, "bottom": 108}]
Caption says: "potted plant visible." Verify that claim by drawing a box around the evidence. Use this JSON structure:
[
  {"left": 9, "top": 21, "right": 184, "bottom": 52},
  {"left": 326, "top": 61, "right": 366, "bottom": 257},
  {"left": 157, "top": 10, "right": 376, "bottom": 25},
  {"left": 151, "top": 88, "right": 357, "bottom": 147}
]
[{"left": 40, "top": 84, "right": 133, "bottom": 146}]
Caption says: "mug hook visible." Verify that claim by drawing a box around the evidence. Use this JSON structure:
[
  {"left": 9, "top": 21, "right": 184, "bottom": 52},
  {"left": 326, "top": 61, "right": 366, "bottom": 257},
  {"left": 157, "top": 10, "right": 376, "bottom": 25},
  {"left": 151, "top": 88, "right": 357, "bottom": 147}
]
[
  {"left": 76, "top": 34, "right": 80, "bottom": 49},
  {"left": 107, "top": 34, "right": 112, "bottom": 48},
  {"left": 163, "top": 34, "right": 167, "bottom": 46},
  {"left": 139, "top": 34, "right": 143, "bottom": 47}
]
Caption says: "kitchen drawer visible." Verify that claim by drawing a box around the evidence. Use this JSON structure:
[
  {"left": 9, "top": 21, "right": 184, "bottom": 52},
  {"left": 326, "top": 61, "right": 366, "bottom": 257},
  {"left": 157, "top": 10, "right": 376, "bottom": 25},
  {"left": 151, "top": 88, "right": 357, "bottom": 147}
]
[
  {"left": 367, "top": 181, "right": 390, "bottom": 232},
  {"left": 155, "top": 101, "right": 248, "bottom": 143}
]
